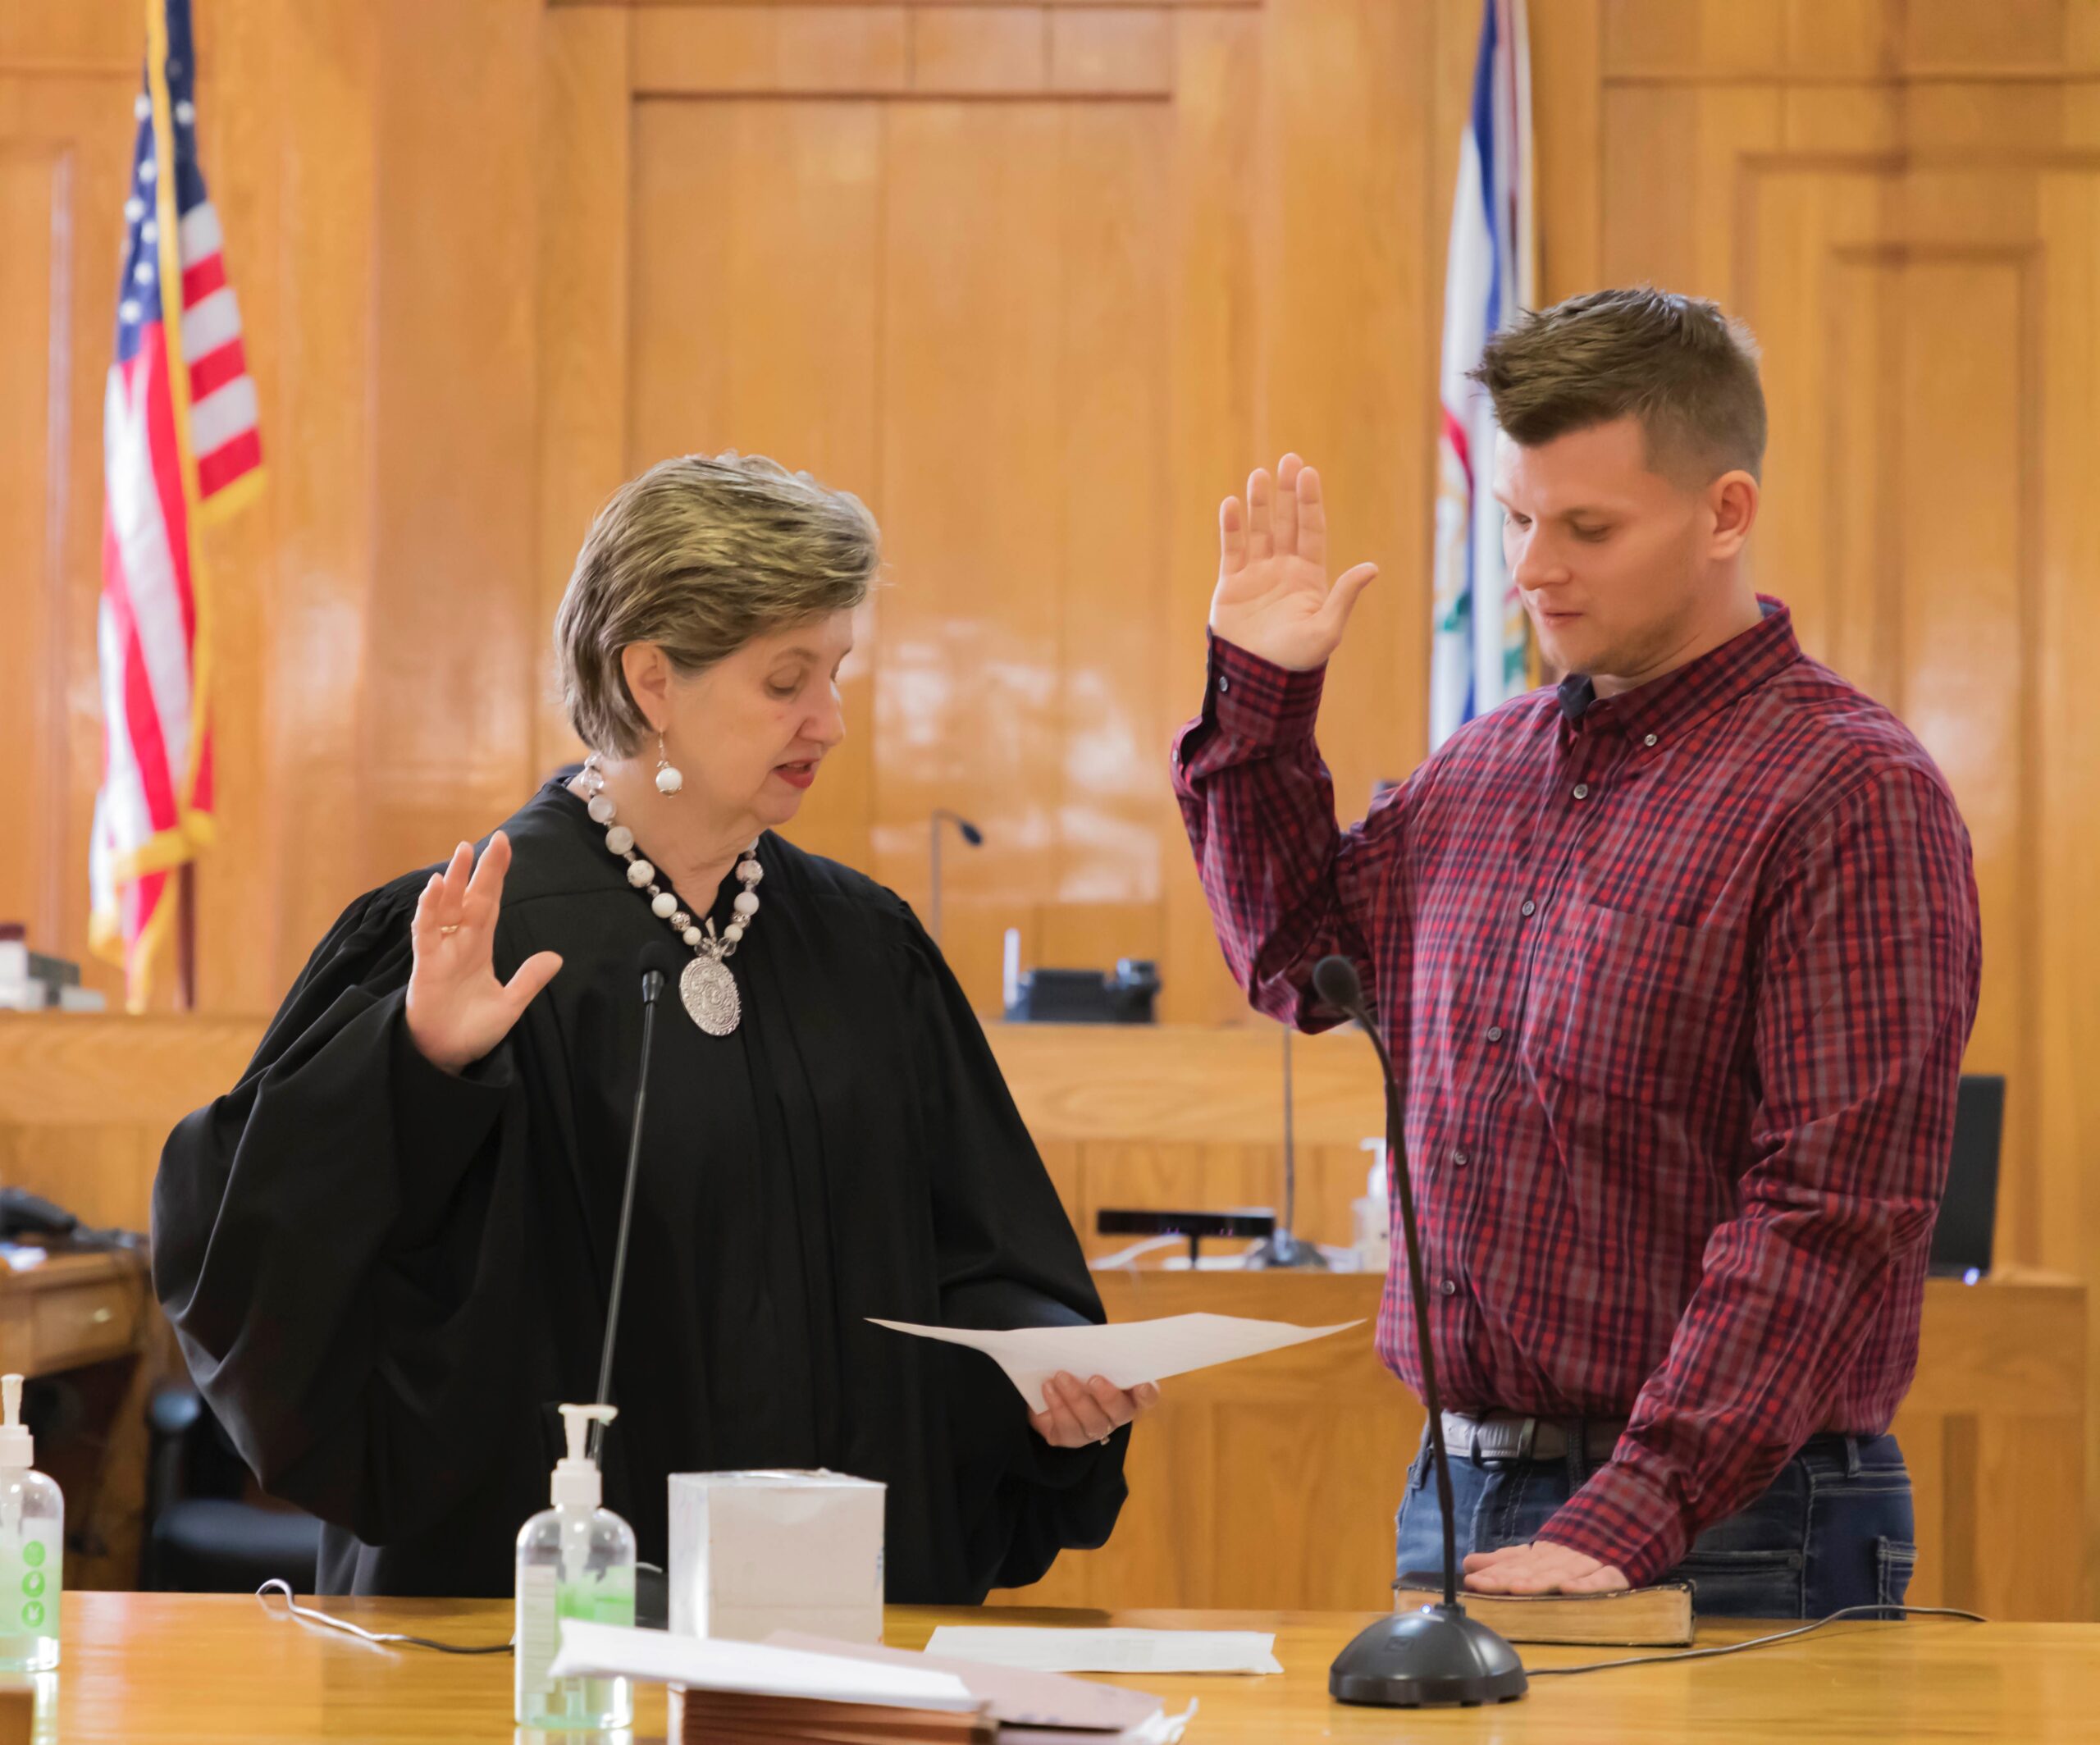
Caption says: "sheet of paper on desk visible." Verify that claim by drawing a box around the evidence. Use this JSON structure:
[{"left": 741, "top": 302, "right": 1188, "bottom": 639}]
[
  {"left": 548, "top": 1619, "right": 979, "bottom": 1710},
  {"left": 924, "top": 1626, "right": 1284, "bottom": 1676},
  {"left": 867, "top": 1313, "right": 1361, "bottom": 1410},
  {"left": 768, "top": 1633, "right": 1195, "bottom": 1740}
]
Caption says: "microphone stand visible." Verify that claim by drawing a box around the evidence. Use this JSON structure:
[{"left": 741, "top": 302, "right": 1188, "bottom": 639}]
[
  {"left": 1317, "top": 956, "right": 1526, "bottom": 1708},
  {"left": 1245, "top": 1024, "right": 1328, "bottom": 1269},
  {"left": 587, "top": 960, "right": 668, "bottom": 1462},
  {"left": 928, "top": 809, "right": 984, "bottom": 945}
]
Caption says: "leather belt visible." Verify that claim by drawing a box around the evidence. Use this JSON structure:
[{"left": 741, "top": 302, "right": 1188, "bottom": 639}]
[{"left": 1440, "top": 1409, "right": 1628, "bottom": 1464}]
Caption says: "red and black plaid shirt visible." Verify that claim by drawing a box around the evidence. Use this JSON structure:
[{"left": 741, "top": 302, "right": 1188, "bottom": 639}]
[{"left": 1173, "top": 601, "right": 1981, "bottom": 1583}]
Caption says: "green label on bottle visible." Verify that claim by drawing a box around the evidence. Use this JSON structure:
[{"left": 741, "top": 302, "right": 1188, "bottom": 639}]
[{"left": 0, "top": 1527, "right": 59, "bottom": 1641}]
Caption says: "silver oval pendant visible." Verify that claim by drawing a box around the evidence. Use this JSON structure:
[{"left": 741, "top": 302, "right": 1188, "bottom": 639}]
[{"left": 679, "top": 955, "right": 741, "bottom": 1035}]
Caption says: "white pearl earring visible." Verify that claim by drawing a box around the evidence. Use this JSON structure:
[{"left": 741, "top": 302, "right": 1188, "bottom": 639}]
[{"left": 655, "top": 733, "right": 684, "bottom": 796}]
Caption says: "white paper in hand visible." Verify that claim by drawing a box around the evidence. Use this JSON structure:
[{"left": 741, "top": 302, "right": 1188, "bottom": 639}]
[{"left": 868, "top": 1312, "right": 1360, "bottom": 1410}]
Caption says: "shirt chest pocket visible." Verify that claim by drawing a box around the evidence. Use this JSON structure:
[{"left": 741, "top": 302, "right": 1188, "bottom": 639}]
[{"left": 1525, "top": 899, "right": 1748, "bottom": 1108}]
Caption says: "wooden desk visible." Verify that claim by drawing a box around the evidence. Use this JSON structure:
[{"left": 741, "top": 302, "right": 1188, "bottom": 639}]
[
  {"left": 12, "top": 1592, "right": 2094, "bottom": 1743},
  {"left": 0, "top": 1250, "right": 155, "bottom": 1597},
  {"left": 0, "top": 1250, "right": 152, "bottom": 1378}
]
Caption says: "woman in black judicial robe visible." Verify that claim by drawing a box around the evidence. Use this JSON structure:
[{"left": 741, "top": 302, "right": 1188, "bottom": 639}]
[{"left": 152, "top": 453, "right": 1153, "bottom": 1600}]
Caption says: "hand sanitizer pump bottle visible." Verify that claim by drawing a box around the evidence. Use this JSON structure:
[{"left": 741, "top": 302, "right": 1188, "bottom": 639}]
[
  {"left": 0, "top": 1374, "right": 61, "bottom": 1673},
  {"left": 514, "top": 1403, "right": 636, "bottom": 1729}
]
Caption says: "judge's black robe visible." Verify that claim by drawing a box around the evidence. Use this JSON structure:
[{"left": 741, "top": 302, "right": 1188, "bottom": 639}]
[{"left": 152, "top": 779, "right": 1127, "bottom": 1600}]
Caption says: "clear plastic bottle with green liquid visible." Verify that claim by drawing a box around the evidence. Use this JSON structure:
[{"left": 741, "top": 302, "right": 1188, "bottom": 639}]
[
  {"left": 0, "top": 1373, "right": 61, "bottom": 1673},
  {"left": 514, "top": 1402, "right": 635, "bottom": 1729}
]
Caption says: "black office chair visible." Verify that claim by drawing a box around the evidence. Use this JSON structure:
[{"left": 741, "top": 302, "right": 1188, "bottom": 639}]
[{"left": 141, "top": 1381, "right": 322, "bottom": 1592}]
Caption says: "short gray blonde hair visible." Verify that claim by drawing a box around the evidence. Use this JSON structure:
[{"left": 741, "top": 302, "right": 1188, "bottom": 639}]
[{"left": 555, "top": 452, "right": 880, "bottom": 755}]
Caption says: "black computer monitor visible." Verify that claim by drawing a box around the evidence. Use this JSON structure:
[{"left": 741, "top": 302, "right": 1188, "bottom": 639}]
[{"left": 1928, "top": 1074, "right": 2004, "bottom": 1281}]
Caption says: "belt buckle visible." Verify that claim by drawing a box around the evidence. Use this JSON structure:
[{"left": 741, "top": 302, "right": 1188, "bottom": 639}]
[{"left": 1514, "top": 1414, "right": 1539, "bottom": 1463}]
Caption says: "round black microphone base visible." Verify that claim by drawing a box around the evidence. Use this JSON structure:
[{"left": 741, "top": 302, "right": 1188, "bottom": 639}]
[
  {"left": 1242, "top": 1228, "right": 1330, "bottom": 1270},
  {"left": 1329, "top": 1604, "right": 1527, "bottom": 1708}
]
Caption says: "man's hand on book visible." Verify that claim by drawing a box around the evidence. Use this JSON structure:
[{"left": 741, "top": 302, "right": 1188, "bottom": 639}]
[{"left": 1462, "top": 1541, "right": 1631, "bottom": 1596}]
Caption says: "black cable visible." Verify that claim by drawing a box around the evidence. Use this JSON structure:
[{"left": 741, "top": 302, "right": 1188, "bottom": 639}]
[{"left": 1527, "top": 1602, "right": 1989, "bottom": 1675}]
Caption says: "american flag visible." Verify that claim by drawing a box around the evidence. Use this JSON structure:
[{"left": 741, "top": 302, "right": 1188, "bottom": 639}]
[
  {"left": 1429, "top": 0, "right": 1535, "bottom": 751},
  {"left": 89, "top": 0, "right": 261, "bottom": 1008}
]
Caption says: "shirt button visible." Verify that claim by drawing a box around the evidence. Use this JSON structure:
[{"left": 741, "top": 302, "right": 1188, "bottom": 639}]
[
  {"left": 1217, "top": 676, "right": 1230, "bottom": 694},
  {"left": 1644, "top": 733, "right": 1658, "bottom": 748},
  {"left": 1453, "top": 1150, "right": 1469, "bottom": 1168},
  {"left": 1440, "top": 1279, "right": 1459, "bottom": 1297},
  {"left": 1486, "top": 1026, "right": 1504, "bottom": 1043},
  {"left": 1519, "top": 899, "right": 1536, "bottom": 918},
  {"left": 1573, "top": 783, "right": 1591, "bottom": 801}
]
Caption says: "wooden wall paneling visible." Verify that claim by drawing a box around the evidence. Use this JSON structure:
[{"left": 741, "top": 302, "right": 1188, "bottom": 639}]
[
  {"left": 628, "top": 6, "right": 909, "bottom": 95},
  {"left": 1256, "top": 0, "right": 1432, "bottom": 840},
  {"left": 1049, "top": 11, "right": 1174, "bottom": 98},
  {"left": 989, "top": 1020, "right": 1386, "bottom": 1148},
  {"left": 0, "top": 1123, "right": 168, "bottom": 1236},
  {"left": 1530, "top": 0, "right": 1602, "bottom": 300},
  {"left": 1158, "top": 7, "right": 1261, "bottom": 1026},
  {"left": 1049, "top": 102, "right": 1171, "bottom": 971},
  {"left": 625, "top": 90, "right": 883, "bottom": 870},
  {"left": 0, "top": 65, "right": 134, "bottom": 1012},
  {"left": 205, "top": 0, "right": 386, "bottom": 1002},
  {"left": 536, "top": 5, "right": 632, "bottom": 779},
  {"left": 1600, "top": 84, "right": 1783, "bottom": 299},
  {"left": 0, "top": 127, "right": 66, "bottom": 962},
  {"left": 907, "top": 9, "right": 1048, "bottom": 96},
  {"left": 2033, "top": 156, "right": 2100, "bottom": 1617},
  {"left": 1887, "top": 228, "right": 2038, "bottom": 1257},
  {"left": 874, "top": 98, "right": 1075, "bottom": 1000},
  {"left": 0, "top": 8, "right": 135, "bottom": 70},
  {"left": 363, "top": 0, "right": 544, "bottom": 886}
]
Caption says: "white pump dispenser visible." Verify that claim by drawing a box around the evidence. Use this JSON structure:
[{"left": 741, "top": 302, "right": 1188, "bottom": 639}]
[
  {"left": 514, "top": 1401, "right": 637, "bottom": 1730},
  {"left": 550, "top": 1403, "right": 613, "bottom": 1510},
  {"left": 0, "top": 1373, "right": 61, "bottom": 1672}
]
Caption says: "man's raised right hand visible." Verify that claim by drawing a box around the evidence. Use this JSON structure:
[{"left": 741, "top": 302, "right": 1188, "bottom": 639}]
[{"left": 1208, "top": 453, "right": 1378, "bottom": 673}]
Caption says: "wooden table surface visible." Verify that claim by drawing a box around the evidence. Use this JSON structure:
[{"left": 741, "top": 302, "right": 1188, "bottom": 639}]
[{"left": 13, "top": 1594, "right": 2098, "bottom": 1743}]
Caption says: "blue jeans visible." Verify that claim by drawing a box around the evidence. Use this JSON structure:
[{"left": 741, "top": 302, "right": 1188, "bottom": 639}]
[{"left": 1392, "top": 1425, "right": 1917, "bottom": 1619}]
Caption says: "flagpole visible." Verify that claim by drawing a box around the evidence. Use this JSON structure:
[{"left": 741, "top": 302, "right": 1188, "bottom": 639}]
[{"left": 176, "top": 864, "right": 197, "bottom": 1012}]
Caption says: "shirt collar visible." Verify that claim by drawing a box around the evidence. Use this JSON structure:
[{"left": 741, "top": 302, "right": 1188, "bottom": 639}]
[{"left": 1557, "top": 596, "right": 1801, "bottom": 746}]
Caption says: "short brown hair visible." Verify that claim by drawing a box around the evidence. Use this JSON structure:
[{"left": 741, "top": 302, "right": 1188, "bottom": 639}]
[
  {"left": 555, "top": 452, "right": 880, "bottom": 755},
  {"left": 1471, "top": 287, "right": 1766, "bottom": 483}
]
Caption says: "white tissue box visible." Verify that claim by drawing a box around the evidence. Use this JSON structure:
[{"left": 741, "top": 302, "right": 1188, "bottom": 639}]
[{"left": 668, "top": 1469, "right": 886, "bottom": 1644}]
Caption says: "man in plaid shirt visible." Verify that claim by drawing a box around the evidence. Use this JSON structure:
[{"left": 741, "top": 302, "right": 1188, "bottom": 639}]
[{"left": 1173, "top": 290, "right": 1981, "bottom": 1616}]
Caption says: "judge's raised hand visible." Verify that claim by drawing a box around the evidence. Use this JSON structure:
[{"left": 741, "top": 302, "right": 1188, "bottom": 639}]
[
  {"left": 1208, "top": 453, "right": 1379, "bottom": 672},
  {"left": 404, "top": 832, "right": 564, "bottom": 1076},
  {"left": 1028, "top": 1373, "right": 1162, "bottom": 1450}
]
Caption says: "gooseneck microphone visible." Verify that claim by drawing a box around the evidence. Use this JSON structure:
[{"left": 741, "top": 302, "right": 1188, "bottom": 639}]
[
  {"left": 1314, "top": 954, "right": 1527, "bottom": 1709},
  {"left": 589, "top": 941, "right": 685, "bottom": 1457}
]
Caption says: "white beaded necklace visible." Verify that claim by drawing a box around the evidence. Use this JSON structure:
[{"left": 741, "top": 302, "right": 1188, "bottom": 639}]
[{"left": 578, "top": 755, "right": 762, "bottom": 1036}]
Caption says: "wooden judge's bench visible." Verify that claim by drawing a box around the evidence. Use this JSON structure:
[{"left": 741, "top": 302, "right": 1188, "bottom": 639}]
[{"left": 0, "top": 1013, "right": 2086, "bottom": 1623}]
